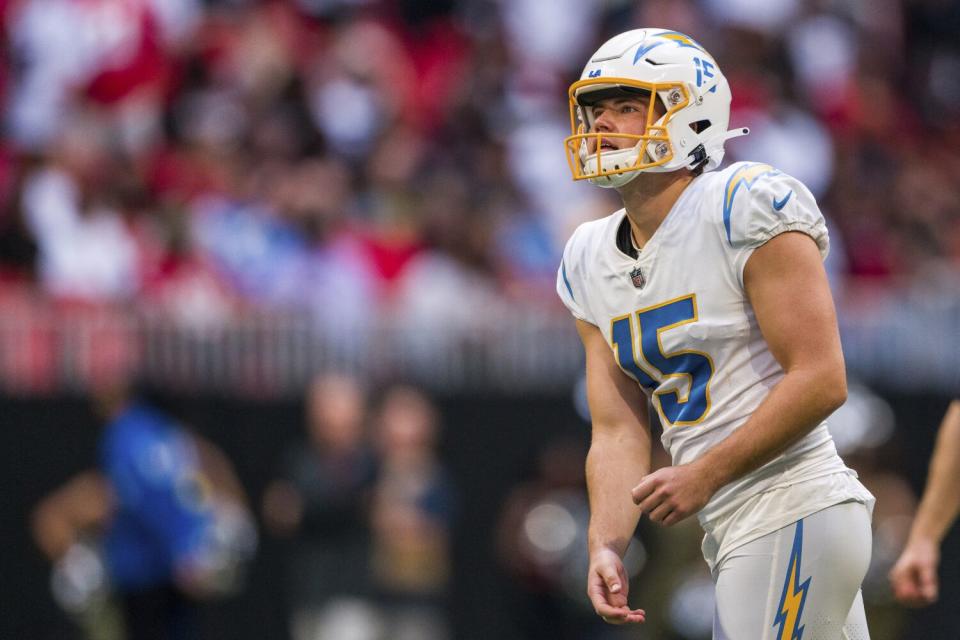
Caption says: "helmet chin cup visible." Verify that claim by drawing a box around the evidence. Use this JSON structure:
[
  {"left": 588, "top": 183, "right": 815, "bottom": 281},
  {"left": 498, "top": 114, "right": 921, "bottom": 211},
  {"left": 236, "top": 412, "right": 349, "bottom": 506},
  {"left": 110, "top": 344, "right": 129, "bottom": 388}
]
[
  {"left": 588, "top": 168, "right": 642, "bottom": 189},
  {"left": 582, "top": 145, "right": 644, "bottom": 189}
]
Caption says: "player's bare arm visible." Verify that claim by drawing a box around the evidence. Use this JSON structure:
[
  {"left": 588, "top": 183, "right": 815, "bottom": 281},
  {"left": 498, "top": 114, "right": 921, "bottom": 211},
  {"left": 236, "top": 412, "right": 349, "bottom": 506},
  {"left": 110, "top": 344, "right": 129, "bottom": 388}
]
[
  {"left": 890, "top": 399, "right": 960, "bottom": 606},
  {"left": 577, "top": 317, "right": 649, "bottom": 625},
  {"left": 632, "top": 231, "right": 847, "bottom": 525},
  {"left": 31, "top": 470, "right": 114, "bottom": 561}
]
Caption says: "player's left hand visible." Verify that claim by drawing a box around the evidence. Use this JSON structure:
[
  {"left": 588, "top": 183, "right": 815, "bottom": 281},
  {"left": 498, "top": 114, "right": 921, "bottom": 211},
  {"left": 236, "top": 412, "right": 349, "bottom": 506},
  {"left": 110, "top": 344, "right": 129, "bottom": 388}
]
[{"left": 631, "top": 462, "right": 717, "bottom": 526}]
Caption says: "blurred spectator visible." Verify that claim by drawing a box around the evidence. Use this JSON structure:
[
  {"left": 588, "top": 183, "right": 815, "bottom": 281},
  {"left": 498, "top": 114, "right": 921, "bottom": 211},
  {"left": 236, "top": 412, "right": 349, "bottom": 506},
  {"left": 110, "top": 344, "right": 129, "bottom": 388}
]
[
  {"left": 0, "top": 159, "right": 37, "bottom": 285},
  {"left": 368, "top": 385, "right": 454, "bottom": 640},
  {"left": 20, "top": 117, "right": 144, "bottom": 302},
  {"left": 497, "top": 437, "right": 641, "bottom": 640},
  {"left": 31, "top": 383, "right": 257, "bottom": 640},
  {"left": 261, "top": 373, "right": 379, "bottom": 640}
]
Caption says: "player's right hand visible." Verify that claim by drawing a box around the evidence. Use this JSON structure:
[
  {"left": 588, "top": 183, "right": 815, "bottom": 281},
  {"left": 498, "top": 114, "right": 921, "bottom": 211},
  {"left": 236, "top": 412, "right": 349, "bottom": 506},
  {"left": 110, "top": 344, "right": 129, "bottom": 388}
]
[
  {"left": 587, "top": 547, "right": 646, "bottom": 625},
  {"left": 889, "top": 537, "right": 940, "bottom": 607}
]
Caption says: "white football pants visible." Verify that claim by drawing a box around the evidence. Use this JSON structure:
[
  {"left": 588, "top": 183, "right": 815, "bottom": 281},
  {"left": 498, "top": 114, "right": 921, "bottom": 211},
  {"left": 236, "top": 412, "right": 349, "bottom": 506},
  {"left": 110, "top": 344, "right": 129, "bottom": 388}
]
[{"left": 712, "top": 501, "right": 872, "bottom": 640}]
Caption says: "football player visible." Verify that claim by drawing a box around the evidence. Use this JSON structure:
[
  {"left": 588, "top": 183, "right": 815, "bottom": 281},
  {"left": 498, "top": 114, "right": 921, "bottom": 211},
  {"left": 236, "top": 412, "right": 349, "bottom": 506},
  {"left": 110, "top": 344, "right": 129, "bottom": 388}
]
[
  {"left": 32, "top": 387, "right": 256, "bottom": 638},
  {"left": 557, "top": 29, "right": 874, "bottom": 639},
  {"left": 890, "top": 399, "right": 960, "bottom": 607}
]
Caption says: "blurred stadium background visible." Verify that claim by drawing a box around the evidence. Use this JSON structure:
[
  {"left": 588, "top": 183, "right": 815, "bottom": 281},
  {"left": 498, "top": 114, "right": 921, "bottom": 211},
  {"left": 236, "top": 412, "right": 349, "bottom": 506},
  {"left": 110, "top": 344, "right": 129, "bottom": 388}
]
[{"left": 1, "top": 0, "right": 958, "bottom": 638}]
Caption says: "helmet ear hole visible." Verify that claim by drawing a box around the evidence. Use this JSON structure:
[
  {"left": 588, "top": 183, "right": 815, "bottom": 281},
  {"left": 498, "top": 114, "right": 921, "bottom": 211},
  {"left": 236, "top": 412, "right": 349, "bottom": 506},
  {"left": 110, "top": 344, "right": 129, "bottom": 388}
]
[{"left": 690, "top": 119, "right": 712, "bottom": 133}]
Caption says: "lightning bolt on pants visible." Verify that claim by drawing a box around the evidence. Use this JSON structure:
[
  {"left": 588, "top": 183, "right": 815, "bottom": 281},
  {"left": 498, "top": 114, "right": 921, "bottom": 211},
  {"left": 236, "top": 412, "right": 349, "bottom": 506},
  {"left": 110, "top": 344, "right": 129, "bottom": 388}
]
[{"left": 712, "top": 501, "right": 872, "bottom": 640}]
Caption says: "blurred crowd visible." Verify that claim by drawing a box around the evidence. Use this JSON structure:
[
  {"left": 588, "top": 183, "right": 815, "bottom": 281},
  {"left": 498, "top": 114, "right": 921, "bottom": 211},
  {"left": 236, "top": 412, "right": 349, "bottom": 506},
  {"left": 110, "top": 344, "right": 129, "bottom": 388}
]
[
  {"left": 1, "top": 0, "right": 959, "bottom": 335},
  {"left": 33, "top": 373, "right": 455, "bottom": 640}
]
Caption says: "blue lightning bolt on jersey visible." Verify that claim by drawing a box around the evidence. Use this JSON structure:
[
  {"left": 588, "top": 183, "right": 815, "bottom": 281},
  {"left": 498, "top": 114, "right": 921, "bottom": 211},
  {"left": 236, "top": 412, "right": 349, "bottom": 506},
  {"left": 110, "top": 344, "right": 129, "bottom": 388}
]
[{"left": 100, "top": 403, "right": 215, "bottom": 590}]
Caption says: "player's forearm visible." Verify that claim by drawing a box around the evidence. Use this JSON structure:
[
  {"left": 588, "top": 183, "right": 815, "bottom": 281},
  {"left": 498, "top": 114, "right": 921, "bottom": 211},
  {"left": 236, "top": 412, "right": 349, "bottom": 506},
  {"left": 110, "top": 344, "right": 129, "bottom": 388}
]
[
  {"left": 694, "top": 364, "right": 846, "bottom": 493},
  {"left": 910, "top": 401, "right": 960, "bottom": 543},
  {"left": 31, "top": 471, "right": 112, "bottom": 560},
  {"left": 31, "top": 505, "right": 76, "bottom": 560},
  {"left": 586, "top": 431, "right": 650, "bottom": 557}
]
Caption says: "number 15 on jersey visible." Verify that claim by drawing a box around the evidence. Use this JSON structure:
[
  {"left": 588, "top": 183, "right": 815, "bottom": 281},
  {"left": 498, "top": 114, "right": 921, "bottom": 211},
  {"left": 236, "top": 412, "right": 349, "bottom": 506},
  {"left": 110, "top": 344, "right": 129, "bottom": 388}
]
[{"left": 610, "top": 294, "right": 715, "bottom": 427}]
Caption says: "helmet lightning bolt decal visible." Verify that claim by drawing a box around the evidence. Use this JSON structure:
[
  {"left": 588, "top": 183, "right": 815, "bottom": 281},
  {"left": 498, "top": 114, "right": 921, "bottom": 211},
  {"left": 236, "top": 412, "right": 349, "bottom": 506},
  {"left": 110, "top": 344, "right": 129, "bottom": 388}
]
[
  {"left": 657, "top": 31, "right": 706, "bottom": 52},
  {"left": 635, "top": 31, "right": 705, "bottom": 64},
  {"left": 773, "top": 520, "right": 811, "bottom": 640},
  {"left": 722, "top": 163, "right": 779, "bottom": 243},
  {"left": 633, "top": 41, "right": 664, "bottom": 64}
]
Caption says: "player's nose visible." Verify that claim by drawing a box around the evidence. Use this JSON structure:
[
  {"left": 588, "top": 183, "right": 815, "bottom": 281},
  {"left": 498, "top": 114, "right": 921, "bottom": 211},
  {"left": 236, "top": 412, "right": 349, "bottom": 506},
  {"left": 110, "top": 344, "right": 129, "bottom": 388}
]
[{"left": 591, "top": 110, "right": 616, "bottom": 133}]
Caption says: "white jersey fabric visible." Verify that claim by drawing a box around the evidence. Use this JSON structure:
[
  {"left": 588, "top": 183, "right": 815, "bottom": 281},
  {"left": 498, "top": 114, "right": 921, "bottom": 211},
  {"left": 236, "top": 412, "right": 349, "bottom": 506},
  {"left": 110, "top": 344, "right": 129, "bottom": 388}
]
[{"left": 557, "top": 161, "right": 873, "bottom": 565}]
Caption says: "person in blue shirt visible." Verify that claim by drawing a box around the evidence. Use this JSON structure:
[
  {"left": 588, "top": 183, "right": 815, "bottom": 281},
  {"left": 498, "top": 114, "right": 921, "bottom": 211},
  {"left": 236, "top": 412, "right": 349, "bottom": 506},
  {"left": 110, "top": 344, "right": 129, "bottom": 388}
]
[{"left": 33, "top": 387, "right": 255, "bottom": 640}]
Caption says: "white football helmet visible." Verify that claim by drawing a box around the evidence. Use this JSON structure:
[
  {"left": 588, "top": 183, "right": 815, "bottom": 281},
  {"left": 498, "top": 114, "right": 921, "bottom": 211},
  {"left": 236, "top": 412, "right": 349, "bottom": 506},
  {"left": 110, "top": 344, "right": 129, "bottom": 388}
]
[{"left": 565, "top": 28, "right": 749, "bottom": 188}]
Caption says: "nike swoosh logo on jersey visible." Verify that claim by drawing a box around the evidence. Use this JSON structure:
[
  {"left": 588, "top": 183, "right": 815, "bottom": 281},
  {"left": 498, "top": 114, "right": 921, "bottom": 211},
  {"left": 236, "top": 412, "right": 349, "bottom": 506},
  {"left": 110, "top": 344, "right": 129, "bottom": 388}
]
[{"left": 772, "top": 190, "right": 793, "bottom": 211}]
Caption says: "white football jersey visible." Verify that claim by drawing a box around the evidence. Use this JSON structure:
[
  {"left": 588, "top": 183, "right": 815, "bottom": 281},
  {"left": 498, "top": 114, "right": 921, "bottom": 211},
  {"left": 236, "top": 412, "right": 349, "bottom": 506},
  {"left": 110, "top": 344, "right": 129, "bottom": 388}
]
[{"left": 557, "top": 161, "right": 870, "bottom": 534}]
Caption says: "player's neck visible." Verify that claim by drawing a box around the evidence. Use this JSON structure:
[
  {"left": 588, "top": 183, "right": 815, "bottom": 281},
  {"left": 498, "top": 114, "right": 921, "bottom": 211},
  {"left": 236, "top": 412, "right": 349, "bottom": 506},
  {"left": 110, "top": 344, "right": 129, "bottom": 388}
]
[{"left": 618, "top": 172, "right": 695, "bottom": 249}]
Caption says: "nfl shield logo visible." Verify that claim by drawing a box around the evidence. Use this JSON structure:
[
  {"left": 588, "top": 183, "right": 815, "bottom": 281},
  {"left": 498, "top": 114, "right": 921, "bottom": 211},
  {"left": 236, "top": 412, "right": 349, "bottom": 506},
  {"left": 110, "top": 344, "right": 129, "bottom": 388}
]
[{"left": 629, "top": 266, "right": 645, "bottom": 289}]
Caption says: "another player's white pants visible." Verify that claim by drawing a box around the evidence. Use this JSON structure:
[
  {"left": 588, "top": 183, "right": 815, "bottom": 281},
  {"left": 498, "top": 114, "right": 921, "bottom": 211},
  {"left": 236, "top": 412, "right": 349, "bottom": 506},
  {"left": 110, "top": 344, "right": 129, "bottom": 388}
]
[{"left": 712, "top": 501, "right": 872, "bottom": 640}]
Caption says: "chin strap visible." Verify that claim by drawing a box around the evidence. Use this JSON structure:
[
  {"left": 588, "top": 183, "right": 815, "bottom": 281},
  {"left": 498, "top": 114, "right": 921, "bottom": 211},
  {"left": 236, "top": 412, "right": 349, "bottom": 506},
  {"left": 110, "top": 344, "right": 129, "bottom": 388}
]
[{"left": 687, "top": 143, "right": 708, "bottom": 168}]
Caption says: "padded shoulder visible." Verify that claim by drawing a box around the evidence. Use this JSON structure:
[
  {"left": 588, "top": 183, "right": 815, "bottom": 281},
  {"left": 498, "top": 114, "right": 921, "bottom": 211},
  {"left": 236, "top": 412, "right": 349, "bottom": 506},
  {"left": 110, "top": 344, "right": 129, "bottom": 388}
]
[
  {"left": 704, "top": 162, "right": 829, "bottom": 287},
  {"left": 716, "top": 162, "right": 828, "bottom": 259}
]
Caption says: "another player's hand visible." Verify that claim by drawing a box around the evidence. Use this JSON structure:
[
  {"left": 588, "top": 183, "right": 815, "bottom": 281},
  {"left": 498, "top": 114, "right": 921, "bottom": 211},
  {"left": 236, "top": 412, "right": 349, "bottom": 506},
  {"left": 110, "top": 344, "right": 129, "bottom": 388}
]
[
  {"left": 586, "top": 547, "right": 646, "bottom": 625},
  {"left": 889, "top": 536, "right": 940, "bottom": 607},
  {"left": 631, "top": 462, "right": 716, "bottom": 526}
]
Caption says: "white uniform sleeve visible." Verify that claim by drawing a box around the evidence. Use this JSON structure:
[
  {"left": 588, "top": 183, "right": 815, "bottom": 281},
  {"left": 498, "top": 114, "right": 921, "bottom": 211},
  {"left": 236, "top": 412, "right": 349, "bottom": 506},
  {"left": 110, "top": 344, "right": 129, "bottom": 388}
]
[
  {"left": 556, "top": 226, "right": 593, "bottom": 324},
  {"left": 723, "top": 165, "right": 830, "bottom": 286}
]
